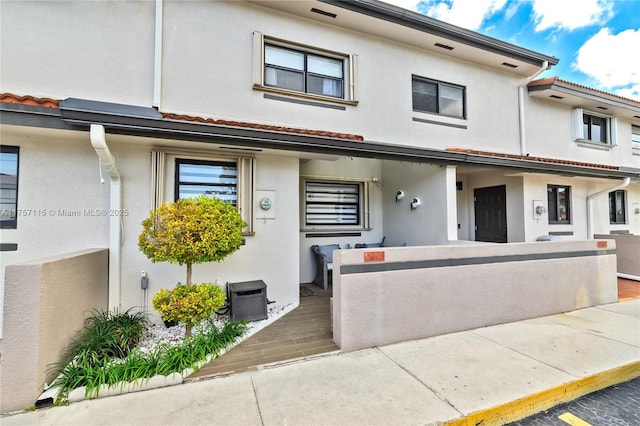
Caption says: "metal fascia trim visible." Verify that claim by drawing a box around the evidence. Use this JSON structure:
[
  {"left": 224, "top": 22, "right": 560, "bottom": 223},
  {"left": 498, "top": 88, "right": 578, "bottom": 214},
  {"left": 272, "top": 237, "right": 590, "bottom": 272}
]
[{"left": 319, "top": 0, "right": 558, "bottom": 67}]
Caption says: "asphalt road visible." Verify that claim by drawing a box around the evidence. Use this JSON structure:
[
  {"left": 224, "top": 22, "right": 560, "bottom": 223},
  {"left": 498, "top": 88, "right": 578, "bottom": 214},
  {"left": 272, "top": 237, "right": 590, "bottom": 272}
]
[{"left": 508, "top": 376, "right": 640, "bottom": 425}]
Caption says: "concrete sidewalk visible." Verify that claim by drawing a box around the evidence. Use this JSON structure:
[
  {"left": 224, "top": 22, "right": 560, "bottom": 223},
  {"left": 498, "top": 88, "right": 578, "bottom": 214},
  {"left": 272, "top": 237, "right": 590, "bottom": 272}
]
[{"left": 3, "top": 299, "right": 639, "bottom": 426}]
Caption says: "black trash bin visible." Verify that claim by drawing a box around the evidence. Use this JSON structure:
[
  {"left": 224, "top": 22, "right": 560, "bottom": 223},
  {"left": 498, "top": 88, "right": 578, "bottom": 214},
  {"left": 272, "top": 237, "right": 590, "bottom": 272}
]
[{"left": 228, "top": 280, "right": 268, "bottom": 322}]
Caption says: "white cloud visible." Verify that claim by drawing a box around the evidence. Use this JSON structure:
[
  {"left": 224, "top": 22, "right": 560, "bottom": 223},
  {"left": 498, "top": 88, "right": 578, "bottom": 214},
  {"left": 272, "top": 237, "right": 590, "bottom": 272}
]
[
  {"left": 383, "top": 0, "right": 507, "bottom": 30},
  {"left": 574, "top": 28, "right": 640, "bottom": 100},
  {"left": 531, "top": 0, "right": 613, "bottom": 32},
  {"left": 382, "top": 0, "right": 423, "bottom": 11}
]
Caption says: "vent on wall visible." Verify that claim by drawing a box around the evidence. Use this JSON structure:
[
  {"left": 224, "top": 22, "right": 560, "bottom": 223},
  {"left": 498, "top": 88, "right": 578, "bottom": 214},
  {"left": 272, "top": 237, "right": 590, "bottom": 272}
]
[
  {"left": 596, "top": 106, "right": 609, "bottom": 110},
  {"left": 311, "top": 8, "right": 337, "bottom": 18},
  {"left": 549, "top": 95, "right": 565, "bottom": 99},
  {"left": 501, "top": 62, "right": 518, "bottom": 68},
  {"left": 434, "top": 42, "right": 454, "bottom": 50}
]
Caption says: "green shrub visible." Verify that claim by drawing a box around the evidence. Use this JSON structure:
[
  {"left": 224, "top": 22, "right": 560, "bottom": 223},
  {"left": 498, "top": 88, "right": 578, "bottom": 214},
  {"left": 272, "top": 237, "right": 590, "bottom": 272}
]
[
  {"left": 152, "top": 283, "right": 226, "bottom": 329},
  {"left": 66, "top": 309, "right": 148, "bottom": 366},
  {"left": 138, "top": 195, "right": 246, "bottom": 336},
  {"left": 53, "top": 318, "right": 246, "bottom": 399},
  {"left": 138, "top": 195, "right": 246, "bottom": 286}
]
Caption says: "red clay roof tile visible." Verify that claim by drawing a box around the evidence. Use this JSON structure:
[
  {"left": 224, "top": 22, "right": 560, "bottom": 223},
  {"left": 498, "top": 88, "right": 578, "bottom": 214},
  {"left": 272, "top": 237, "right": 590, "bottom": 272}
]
[
  {"left": 446, "top": 147, "right": 619, "bottom": 170},
  {"left": 0, "top": 93, "right": 364, "bottom": 141},
  {"left": 528, "top": 77, "right": 640, "bottom": 106},
  {"left": 1, "top": 93, "right": 59, "bottom": 108},
  {"left": 161, "top": 112, "right": 364, "bottom": 141}
]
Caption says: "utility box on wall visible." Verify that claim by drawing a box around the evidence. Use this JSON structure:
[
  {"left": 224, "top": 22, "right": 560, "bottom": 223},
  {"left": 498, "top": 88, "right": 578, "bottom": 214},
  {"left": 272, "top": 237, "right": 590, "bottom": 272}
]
[{"left": 228, "top": 280, "right": 268, "bottom": 322}]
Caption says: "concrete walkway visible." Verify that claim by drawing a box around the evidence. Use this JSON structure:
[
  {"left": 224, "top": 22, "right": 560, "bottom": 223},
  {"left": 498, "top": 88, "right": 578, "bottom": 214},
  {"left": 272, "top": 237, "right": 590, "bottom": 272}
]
[{"left": 3, "top": 299, "right": 639, "bottom": 426}]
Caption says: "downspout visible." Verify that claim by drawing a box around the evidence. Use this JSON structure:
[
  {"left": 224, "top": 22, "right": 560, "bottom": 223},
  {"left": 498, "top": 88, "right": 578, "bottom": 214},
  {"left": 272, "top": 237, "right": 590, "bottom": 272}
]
[
  {"left": 586, "top": 178, "right": 630, "bottom": 239},
  {"left": 518, "top": 60, "right": 549, "bottom": 156},
  {"left": 153, "top": 0, "right": 163, "bottom": 108},
  {"left": 90, "top": 124, "right": 122, "bottom": 311}
]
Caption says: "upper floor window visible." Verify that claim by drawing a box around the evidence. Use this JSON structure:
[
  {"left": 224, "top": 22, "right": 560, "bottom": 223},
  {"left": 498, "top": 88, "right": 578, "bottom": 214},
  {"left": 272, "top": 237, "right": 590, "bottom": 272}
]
[
  {"left": 583, "top": 113, "right": 607, "bottom": 143},
  {"left": 572, "top": 108, "right": 617, "bottom": 146},
  {"left": 412, "top": 75, "right": 466, "bottom": 119},
  {"left": 632, "top": 125, "right": 640, "bottom": 150},
  {"left": 0, "top": 145, "right": 19, "bottom": 229},
  {"left": 547, "top": 185, "right": 571, "bottom": 224},
  {"left": 175, "top": 159, "right": 238, "bottom": 205},
  {"left": 609, "top": 190, "right": 626, "bottom": 224},
  {"left": 252, "top": 33, "right": 357, "bottom": 105},
  {"left": 265, "top": 44, "right": 344, "bottom": 98}
]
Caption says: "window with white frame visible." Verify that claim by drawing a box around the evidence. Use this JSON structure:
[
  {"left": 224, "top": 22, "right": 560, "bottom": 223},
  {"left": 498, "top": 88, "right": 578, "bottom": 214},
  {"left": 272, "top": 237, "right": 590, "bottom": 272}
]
[
  {"left": 0, "top": 145, "right": 19, "bottom": 229},
  {"left": 253, "top": 33, "right": 357, "bottom": 104},
  {"left": 265, "top": 44, "right": 344, "bottom": 98},
  {"left": 632, "top": 125, "right": 640, "bottom": 150},
  {"left": 547, "top": 185, "right": 571, "bottom": 224},
  {"left": 609, "top": 190, "right": 626, "bottom": 224},
  {"left": 412, "top": 75, "right": 466, "bottom": 119},
  {"left": 303, "top": 180, "right": 369, "bottom": 229},
  {"left": 572, "top": 108, "right": 617, "bottom": 146},
  {"left": 151, "top": 152, "right": 254, "bottom": 235}
]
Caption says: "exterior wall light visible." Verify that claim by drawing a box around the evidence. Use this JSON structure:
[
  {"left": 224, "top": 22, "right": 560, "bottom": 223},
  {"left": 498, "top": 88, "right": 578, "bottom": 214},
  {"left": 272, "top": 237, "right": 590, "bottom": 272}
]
[
  {"left": 411, "top": 197, "right": 422, "bottom": 210},
  {"left": 396, "top": 190, "right": 405, "bottom": 203}
]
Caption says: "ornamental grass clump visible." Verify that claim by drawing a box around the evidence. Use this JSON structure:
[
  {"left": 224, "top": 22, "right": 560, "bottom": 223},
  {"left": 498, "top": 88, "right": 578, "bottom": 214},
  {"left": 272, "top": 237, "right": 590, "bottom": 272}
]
[{"left": 139, "top": 195, "right": 247, "bottom": 336}]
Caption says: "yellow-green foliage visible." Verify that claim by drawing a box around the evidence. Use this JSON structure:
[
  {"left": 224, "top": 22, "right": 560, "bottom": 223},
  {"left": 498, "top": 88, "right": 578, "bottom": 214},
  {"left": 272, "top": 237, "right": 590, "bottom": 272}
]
[
  {"left": 138, "top": 195, "right": 246, "bottom": 267},
  {"left": 152, "top": 283, "right": 226, "bottom": 327}
]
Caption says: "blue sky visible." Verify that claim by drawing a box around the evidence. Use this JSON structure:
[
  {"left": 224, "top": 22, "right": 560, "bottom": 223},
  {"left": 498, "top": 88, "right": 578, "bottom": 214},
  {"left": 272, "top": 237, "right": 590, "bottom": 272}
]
[{"left": 384, "top": 0, "right": 640, "bottom": 100}]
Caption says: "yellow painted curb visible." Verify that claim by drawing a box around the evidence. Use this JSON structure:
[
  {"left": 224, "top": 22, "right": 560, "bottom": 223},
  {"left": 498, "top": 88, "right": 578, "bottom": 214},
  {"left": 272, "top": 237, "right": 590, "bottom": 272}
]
[{"left": 443, "top": 360, "right": 640, "bottom": 426}]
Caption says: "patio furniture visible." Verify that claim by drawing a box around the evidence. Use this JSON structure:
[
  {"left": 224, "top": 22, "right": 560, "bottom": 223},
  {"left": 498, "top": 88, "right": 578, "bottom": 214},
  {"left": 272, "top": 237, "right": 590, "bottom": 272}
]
[
  {"left": 354, "top": 242, "right": 382, "bottom": 248},
  {"left": 311, "top": 244, "right": 340, "bottom": 289}
]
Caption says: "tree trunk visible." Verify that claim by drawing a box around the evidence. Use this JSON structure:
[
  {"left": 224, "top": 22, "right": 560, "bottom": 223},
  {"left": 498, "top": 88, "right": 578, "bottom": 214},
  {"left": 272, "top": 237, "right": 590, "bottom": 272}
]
[
  {"left": 185, "top": 326, "right": 192, "bottom": 337},
  {"left": 186, "top": 263, "right": 192, "bottom": 286}
]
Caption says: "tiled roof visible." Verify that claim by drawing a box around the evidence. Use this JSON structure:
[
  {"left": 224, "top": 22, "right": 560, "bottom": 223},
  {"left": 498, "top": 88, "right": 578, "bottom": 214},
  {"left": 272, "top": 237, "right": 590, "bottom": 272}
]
[
  {"left": 446, "top": 147, "right": 619, "bottom": 170},
  {"left": 528, "top": 77, "right": 640, "bottom": 106},
  {"left": 0, "top": 92, "right": 364, "bottom": 142},
  {"left": 0, "top": 93, "right": 59, "bottom": 108},
  {"left": 161, "top": 112, "right": 364, "bottom": 141}
]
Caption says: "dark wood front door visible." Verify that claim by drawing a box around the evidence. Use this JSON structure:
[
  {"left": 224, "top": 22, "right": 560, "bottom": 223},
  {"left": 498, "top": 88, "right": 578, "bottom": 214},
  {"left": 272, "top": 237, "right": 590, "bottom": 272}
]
[{"left": 474, "top": 185, "right": 507, "bottom": 243}]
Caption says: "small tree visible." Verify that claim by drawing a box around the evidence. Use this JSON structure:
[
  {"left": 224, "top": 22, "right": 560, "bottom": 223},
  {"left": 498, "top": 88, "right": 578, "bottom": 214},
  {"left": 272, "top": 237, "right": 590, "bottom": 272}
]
[{"left": 139, "top": 195, "right": 246, "bottom": 336}]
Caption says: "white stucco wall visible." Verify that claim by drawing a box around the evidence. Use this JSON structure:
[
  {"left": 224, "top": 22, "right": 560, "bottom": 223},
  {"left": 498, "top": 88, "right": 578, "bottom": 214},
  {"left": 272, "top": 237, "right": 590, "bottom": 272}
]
[
  {"left": 159, "top": 1, "right": 522, "bottom": 152},
  {"left": 0, "top": 126, "right": 111, "bottom": 335},
  {"left": 380, "top": 162, "right": 453, "bottom": 247},
  {"left": 0, "top": 125, "right": 301, "bottom": 332},
  {"left": 107, "top": 139, "right": 302, "bottom": 320},
  {"left": 0, "top": 1, "right": 154, "bottom": 105},
  {"left": 525, "top": 97, "right": 640, "bottom": 170}
]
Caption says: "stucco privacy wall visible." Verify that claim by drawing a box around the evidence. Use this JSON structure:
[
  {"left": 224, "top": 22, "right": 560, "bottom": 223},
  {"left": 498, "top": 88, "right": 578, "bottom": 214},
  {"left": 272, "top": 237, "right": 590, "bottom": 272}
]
[
  {"left": 332, "top": 240, "right": 618, "bottom": 352},
  {"left": 0, "top": 249, "right": 108, "bottom": 413},
  {"left": 595, "top": 234, "right": 640, "bottom": 279}
]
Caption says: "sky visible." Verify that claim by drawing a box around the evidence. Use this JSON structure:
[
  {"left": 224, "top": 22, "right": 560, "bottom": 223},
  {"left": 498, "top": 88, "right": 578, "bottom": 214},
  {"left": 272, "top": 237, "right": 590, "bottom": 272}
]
[{"left": 383, "top": 0, "right": 640, "bottom": 101}]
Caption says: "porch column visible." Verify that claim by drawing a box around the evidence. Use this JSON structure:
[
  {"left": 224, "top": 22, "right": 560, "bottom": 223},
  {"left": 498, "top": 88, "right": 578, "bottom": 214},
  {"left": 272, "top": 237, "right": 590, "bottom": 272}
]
[{"left": 445, "top": 165, "right": 458, "bottom": 242}]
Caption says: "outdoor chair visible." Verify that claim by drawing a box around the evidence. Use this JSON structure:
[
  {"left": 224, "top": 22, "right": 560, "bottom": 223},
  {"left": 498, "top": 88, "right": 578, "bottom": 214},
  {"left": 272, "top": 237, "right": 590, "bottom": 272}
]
[
  {"left": 311, "top": 244, "right": 340, "bottom": 289},
  {"left": 354, "top": 242, "right": 382, "bottom": 248}
]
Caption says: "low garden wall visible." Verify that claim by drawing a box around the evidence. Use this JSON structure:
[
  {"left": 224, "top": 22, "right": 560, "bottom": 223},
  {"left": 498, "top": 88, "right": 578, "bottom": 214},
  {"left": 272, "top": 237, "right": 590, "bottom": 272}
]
[
  {"left": 0, "top": 248, "right": 108, "bottom": 413},
  {"left": 332, "top": 240, "right": 618, "bottom": 352},
  {"left": 594, "top": 234, "right": 640, "bottom": 280}
]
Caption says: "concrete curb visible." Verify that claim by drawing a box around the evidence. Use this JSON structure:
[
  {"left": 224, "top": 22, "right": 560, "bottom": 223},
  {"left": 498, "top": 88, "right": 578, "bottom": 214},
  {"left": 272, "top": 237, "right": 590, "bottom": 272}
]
[{"left": 443, "top": 360, "right": 640, "bottom": 426}]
